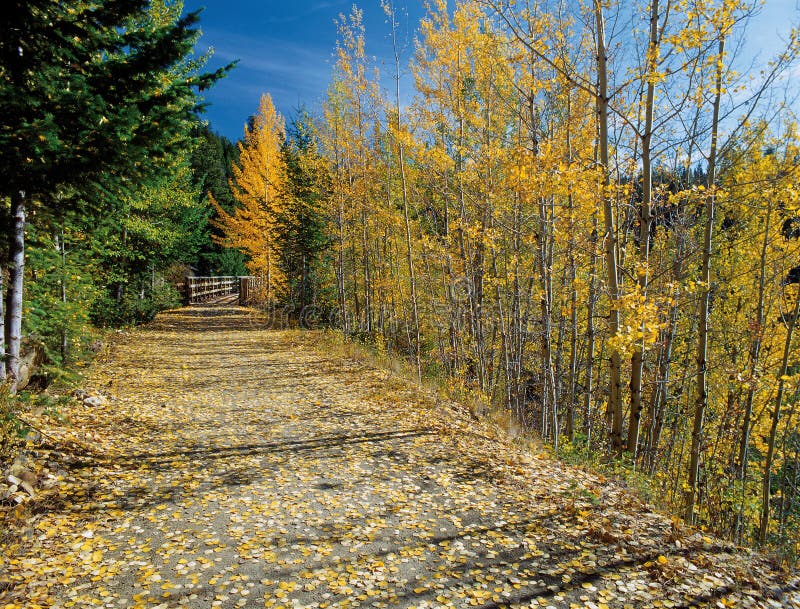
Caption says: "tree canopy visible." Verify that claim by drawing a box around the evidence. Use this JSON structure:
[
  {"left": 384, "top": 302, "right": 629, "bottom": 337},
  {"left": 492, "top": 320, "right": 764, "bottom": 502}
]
[{"left": 0, "top": 0, "right": 229, "bottom": 201}]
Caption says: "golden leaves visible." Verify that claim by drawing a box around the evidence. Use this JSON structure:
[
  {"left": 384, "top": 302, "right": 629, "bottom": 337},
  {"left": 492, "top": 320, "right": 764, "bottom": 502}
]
[
  {"left": 0, "top": 305, "right": 794, "bottom": 608},
  {"left": 211, "top": 94, "right": 288, "bottom": 298}
]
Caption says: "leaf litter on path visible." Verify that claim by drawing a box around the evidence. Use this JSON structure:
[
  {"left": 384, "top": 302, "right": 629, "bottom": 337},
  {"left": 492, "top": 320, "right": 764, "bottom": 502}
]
[{"left": 1, "top": 305, "right": 797, "bottom": 608}]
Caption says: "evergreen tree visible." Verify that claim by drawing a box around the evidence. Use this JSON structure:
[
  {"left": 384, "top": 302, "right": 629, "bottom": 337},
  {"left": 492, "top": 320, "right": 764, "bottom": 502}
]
[
  {"left": 0, "top": 0, "right": 231, "bottom": 385},
  {"left": 281, "top": 111, "right": 329, "bottom": 311},
  {"left": 189, "top": 125, "right": 247, "bottom": 275}
]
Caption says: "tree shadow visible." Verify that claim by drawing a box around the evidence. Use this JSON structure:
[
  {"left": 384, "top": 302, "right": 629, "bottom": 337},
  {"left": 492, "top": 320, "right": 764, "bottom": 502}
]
[
  {"left": 110, "top": 427, "right": 435, "bottom": 467},
  {"left": 50, "top": 427, "right": 435, "bottom": 517}
]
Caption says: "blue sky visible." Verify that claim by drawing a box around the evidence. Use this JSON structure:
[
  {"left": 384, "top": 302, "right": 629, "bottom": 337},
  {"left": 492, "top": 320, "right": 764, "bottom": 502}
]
[
  {"left": 186, "top": 1, "right": 798, "bottom": 143},
  {"left": 185, "top": 0, "right": 427, "bottom": 141}
]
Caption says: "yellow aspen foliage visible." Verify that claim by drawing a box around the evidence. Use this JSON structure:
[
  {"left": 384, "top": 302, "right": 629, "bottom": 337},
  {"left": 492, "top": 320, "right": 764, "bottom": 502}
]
[
  {"left": 211, "top": 93, "right": 287, "bottom": 301},
  {"left": 309, "top": 0, "right": 800, "bottom": 559}
]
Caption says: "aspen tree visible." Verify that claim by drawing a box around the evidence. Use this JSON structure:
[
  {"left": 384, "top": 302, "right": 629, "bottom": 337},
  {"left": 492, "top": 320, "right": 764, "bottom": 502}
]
[
  {"left": 685, "top": 0, "right": 748, "bottom": 523},
  {"left": 592, "top": 0, "right": 625, "bottom": 455},
  {"left": 626, "top": 0, "right": 660, "bottom": 457},
  {"left": 324, "top": 8, "right": 383, "bottom": 336},
  {"left": 211, "top": 94, "right": 288, "bottom": 301},
  {"left": 483, "top": 0, "right": 625, "bottom": 452},
  {"left": 322, "top": 83, "right": 351, "bottom": 333},
  {"left": 383, "top": 0, "right": 422, "bottom": 381},
  {"left": 413, "top": 0, "right": 511, "bottom": 394},
  {"left": 685, "top": 29, "right": 724, "bottom": 523},
  {"left": 303, "top": 0, "right": 800, "bottom": 550}
]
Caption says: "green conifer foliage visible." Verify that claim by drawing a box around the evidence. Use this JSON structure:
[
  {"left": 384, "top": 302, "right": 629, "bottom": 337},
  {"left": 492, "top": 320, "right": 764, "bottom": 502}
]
[{"left": 0, "top": 0, "right": 232, "bottom": 384}]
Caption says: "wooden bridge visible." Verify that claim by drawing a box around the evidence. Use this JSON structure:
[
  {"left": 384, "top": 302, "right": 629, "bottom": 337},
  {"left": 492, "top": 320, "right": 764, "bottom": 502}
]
[{"left": 184, "top": 276, "right": 265, "bottom": 306}]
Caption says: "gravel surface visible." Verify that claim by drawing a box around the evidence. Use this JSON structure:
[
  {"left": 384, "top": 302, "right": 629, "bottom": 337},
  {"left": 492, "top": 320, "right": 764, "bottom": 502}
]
[{"left": 1, "top": 305, "right": 797, "bottom": 609}]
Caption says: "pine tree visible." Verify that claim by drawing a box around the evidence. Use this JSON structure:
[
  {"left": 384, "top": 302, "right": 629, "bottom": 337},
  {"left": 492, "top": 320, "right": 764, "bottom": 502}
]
[
  {"left": 282, "top": 111, "right": 329, "bottom": 312},
  {"left": 0, "top": 0, "right": 231, "bottom": 386},
  {"left": 190, "top": 125, "right": 247, "bottom": 275}
]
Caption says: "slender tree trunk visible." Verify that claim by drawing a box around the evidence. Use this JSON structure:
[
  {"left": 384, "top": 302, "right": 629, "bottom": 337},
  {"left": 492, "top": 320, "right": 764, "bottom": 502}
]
[
  {"left": 440, "top": 154, "right": 460, "bottom": 377},
  {"left": 267, "top": 248, "right": 273, "bottom": 303},
  {"left": 355, "top": 97, "right": 372, "bottom": 336},
  {"left": 526, "top": 80, "right": 558, "bottom": 449},
  {"left": 454, "top": 48, "right": 481, "bottom": 389},
  {"left": 594, "top": 0, "right": 623, "bottom": 454},
  {"left": 387, "top": 6, "right": 422, "bottom": 382},
  {"left": 6, "top": 190, "right": 26, "bottom": 390},
  {"left": 567, "top": 222, "right": 578, "bottom": 442},
  {"left": 686, "top": 35, "right": 725, "bottom": 524},
  {"left": 337, "top": 196, "right": 348, "bottom": 333},
  {"left": 115, "top": 226, "right": 127, "bottom": 303},
  {"left": 735, "top": 198, "right": 772, "bottom": 540},
  {"left": 0, "top": 268, "right": 5, "bottom": 383},
  {"left": 59, "top": 226, "right": 69, "bottom": 364},
  {"left": 645, "top": 301, "right": 678, "bottom": 471},
  {"left": 628, "top": 0, "right": 659, "bottom": 458},
  {"left": 563, "top": 93, "right": 578, "bottom": 442},
  {"left": 351, "top": 227, "right": 361, "bottom": 326},
  {"left": 537, "top": 194, "right": 558, "bottom": 452},
  {"left": 777, "top": 384, "right": 800, "bottom": 540},
  {"left": 759, "top": 288, "right": 800, "bottom": 543},
  {"left": 508, "top": 119, "right": 527, "bottom": 419},
  {"left": 512, "top": 197, "right": 526, "bottom": 421},
  {"left": 332, "top": 118, "right": 349, "bottom": 333},
  {"left": 644, "top": 244, "right": 682, "bottom": 473},
  {"left": 584, "top": 212, "right": 599, "bottom": 445},
  {"left": 553, "top": 261, "right": 568, "bottom": 407},
  {"left": 361, "top": 207, "right": 372, "bottom": 335}
]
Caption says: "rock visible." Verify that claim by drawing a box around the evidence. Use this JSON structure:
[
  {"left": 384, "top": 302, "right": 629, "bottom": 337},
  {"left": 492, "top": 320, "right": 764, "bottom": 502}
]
[
  {"left": 83, "top": 395, "right": 107, "bottom": 407},
  {"left": 4, "top": 474, "right": 33, "bottom": 498},
  {"left": 15, "top": 344, "right": 43, "bottom": 391},
  {"left": 7, "top": 462, "right": 36, "bottom": 489},
  {"left": 7, "top": 461, "right": 25, "bottom": 479},
  {"left": 6, "top": 473, "right": 33, "bottom": 496},
  {"left": 74, "top": 389, "right": 88, "bottom": 401}
]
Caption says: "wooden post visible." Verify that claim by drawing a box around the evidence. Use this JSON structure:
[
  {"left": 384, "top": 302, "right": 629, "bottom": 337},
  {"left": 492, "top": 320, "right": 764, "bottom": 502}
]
[{"left": 239, "top": 277, "right": 247, "bottom": 306}]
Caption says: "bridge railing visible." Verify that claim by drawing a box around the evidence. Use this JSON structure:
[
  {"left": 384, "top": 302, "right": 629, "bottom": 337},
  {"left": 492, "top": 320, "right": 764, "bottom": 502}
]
[
  {"left": 238, "top": 276, "right": 265, "bottom": 306},
  {"left": 184, "top": 276, "right": 240, "bottom": 304},
  {"left": 183, "top": 276, "right": 269, "bottom": 306}
]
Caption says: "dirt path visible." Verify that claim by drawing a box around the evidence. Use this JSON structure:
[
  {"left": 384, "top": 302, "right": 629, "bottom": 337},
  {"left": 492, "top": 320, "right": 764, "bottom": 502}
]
[{"left": 1, "top": 305, "right": 797, "bottom": 608}]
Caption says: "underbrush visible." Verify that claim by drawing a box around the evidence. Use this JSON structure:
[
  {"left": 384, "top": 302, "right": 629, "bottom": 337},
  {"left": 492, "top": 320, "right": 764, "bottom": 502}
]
[
  {"left": 0, "top": 336, "right": 109, "bottom": 565},
  {"left": 0, "top": 386, "right": 26, "bottom": 465},
  {"left": 91, "top": 283, "right": 182, "bottom": 327},
  {"left": 313, "top": 328, "right": 543, "bottom": 450},
  {"left": 0, "top": 388, "right": 77, "bottom": 468}
]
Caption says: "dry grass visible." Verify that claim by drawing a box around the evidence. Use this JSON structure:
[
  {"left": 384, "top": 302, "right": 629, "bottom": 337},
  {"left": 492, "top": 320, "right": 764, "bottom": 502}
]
[{"left": 311, "top": 328, "right": 544, "bottom": 454}]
